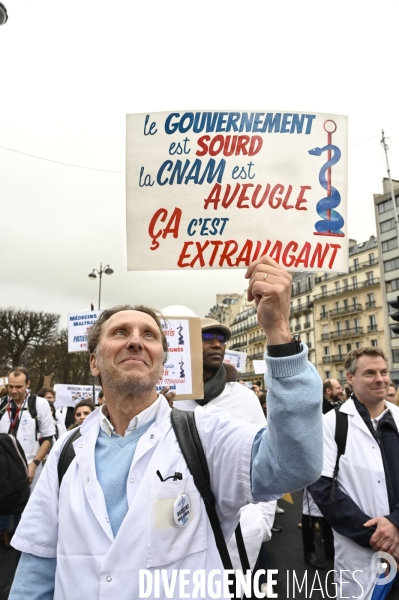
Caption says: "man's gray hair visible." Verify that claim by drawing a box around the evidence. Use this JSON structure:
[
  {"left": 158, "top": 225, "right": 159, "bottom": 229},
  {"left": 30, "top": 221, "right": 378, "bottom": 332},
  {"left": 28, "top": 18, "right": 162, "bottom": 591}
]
[{"left": 344, "top": 347, "right": 387, "bottom": 375}]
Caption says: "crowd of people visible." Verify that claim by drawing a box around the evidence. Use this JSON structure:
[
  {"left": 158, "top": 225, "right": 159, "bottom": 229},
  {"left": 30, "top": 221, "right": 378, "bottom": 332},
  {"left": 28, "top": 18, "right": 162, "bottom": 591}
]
[{"left": 0, "top": 257, "right": 398, "bottom": 599}]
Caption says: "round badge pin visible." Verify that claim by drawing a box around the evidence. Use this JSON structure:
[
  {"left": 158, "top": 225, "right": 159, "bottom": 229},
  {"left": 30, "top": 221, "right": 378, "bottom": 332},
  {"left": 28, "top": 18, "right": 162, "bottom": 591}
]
[{"left": 173, "top": 493, "right": 191, "bottom": 527}]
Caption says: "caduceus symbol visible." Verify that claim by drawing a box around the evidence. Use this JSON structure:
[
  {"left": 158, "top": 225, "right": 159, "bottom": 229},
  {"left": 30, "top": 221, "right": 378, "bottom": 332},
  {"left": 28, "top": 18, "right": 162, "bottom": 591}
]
[{"left": 309, "top": 120, "right": 345, "bottom": 237}]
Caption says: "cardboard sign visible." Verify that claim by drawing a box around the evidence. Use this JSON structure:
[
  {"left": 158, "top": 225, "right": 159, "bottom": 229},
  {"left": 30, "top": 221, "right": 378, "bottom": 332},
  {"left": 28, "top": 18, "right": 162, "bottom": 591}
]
[
  {"left": 224, "top": 350, "right": 247, "bottom": 373},
  {"left": 126, "top": 110, "right": 348, "bottom": 272},
  {"left": 55, "top": 384, "right": 101, "bottom": 409},
  {"left": 68, "top": 311, "right": 102, "bottom": 353},
  {"left": 156, "top": 316, "right": 203, "bottom": 400}
]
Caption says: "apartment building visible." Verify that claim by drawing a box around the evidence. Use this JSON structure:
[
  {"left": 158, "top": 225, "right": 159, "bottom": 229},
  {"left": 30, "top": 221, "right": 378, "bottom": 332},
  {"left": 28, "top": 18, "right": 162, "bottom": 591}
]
[
  {"left": 373, "top": 178, "right": 399, "bottom": 381},
  {"left": 289, "top": 272, "right": 316, "bottom": 365},
  {"left": 313, "top": 236, "right": 386, "bottom": 384}
]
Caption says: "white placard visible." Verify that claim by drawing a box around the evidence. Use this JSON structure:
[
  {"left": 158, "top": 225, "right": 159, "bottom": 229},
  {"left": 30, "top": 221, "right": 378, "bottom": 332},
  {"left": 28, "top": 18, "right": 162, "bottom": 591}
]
[
  {"left": 55, "top": 384, "right": 101, "bottom": 409},
  {"left": 126, "top": 110, "right": 348, "bottom": 272},
  {"left": 224, "top": 350, "right": 247, "bottom": 373},
  {"left": 253, "top": 360, "right": 267, "bottom": 375},
  {"left": 68, "top": 310, "right": 102, "bottom": 353},
  {"left": 156, "top": 318, "right": 195, "bottom": 396}
]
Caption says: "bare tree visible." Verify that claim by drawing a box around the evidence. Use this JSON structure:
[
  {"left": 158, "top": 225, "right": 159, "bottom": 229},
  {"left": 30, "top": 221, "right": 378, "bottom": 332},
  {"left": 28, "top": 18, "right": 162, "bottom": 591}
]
[{"left": 0, "top": 308, "right": 60, "bottom": 369}]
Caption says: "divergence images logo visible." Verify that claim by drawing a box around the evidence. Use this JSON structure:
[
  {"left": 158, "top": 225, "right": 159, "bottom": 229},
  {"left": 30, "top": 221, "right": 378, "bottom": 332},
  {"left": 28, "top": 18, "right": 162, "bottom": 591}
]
[{"left": 371, "top": 551, "right": 397, "bottom": 586}]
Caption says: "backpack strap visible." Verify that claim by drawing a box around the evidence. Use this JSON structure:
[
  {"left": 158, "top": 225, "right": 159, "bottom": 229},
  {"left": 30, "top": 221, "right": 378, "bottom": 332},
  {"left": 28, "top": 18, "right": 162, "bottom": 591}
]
[
  {"left": 0, "top": 397, "right": 8, "bottom": 420},
  {"left": 171, "top": 408, "right": 251, "bottom": 596},
  {"left": 330, "top": 407, "right": 348, "bottom": 501},
  {"left": 28, "top": 395, "right": 39, "bottom": 440},
  {"left": 57, "top": 428, "right": 82, "bottom": 486}
]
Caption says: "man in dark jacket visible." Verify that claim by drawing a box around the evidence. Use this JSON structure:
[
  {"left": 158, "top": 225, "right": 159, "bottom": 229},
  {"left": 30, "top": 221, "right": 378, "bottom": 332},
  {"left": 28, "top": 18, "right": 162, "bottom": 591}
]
[{"left": 322, "top": 378, "right": 344, "bottom": 414}]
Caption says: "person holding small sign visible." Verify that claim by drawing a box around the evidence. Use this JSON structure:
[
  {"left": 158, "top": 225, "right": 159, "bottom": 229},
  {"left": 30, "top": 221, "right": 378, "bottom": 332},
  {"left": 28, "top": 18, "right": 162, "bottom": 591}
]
[{"left": 9, "top": 256, "right": 323, "bottom": 600}]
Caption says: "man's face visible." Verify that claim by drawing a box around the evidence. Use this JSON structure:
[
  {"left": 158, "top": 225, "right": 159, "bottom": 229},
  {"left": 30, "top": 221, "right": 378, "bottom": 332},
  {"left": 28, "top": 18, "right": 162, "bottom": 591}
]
[
  {"left": 326, "top": 379, "right": 343, "bottom": 402},
  {"left": 90, "top": 310, "right": 165, "bottom": 395},
  {"left": 386, "top": 385, "right": 396, "bottom": 403},
  {"left": 202, "top": 329, "right": 227, "bottom": 372},
  {"left": 8, "top": 373, "right": 29, "bottom": 405},
  {"left": 75, "top": 406, "right": 93, "bottom": 425},
  {"left": 347, "top": 355, "right": 390, "bottom": 406},
  {"left": 44, "top": 392, "right": 55, "bottom": 403}
]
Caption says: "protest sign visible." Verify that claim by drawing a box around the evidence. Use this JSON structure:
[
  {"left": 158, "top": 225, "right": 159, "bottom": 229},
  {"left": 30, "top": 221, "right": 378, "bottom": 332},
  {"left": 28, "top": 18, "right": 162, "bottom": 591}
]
[
  {"left": 156, "top": 316, "right": 203, "bottom": 400},
  {"left": 55, "top": 384, "right": 102, "bottom": 409},
  {"left": 126, "top": 110, "right": 348, "bottom": 272},
  {"left": 253, "top": 360, "right": 267, "bottom": 375},
  {"left": 224, "top": 350, "right": 247, "bottom": 373},
  {"left": 68, "top": 310, "right": 102, "bottom": 353}
]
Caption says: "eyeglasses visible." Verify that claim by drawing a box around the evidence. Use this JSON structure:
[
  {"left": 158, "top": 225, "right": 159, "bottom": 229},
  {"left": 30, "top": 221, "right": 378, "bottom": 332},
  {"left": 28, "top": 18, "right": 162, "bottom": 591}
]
[{"left": 202, "top": 332, "right": 227, "bottom": 344}]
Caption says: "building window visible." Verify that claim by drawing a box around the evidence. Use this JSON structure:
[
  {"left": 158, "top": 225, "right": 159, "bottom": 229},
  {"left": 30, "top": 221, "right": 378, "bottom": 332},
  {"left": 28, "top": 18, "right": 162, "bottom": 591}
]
[
  {"left": 337, "top": 322, "right": 342, "bottom": 334},
  {"left": 321, "top": 285, "right": 327, "bottom": 297},
  {"left": 353, "top": 258, "right": 359, "bottom": 271},
  {"left": 339, "top": 369, "right": 344, "bottom": 379},
  {"left": 338, "top": 344, "right": 343, "bottom": 357},
  {"left": 367, "top": 293, "right": 375, "bottom": 308},
  {"left": 353, "top": 296, "right": 358, "bottom": 308},
  {"left": 354, "top": 318, "right": 360, "bottom": 332},
  {"left": 366, "top": 271, "right": 374, "bottom": 284},
  {"left": 368, "top": 253, "right": 375, "bottom": 265},
  {"left": 378, "top": 199, "right": 393, "bottom": 214},
  {"left": 307, "top": 276, "right": 312, "bottom": 290},
  {"left": 335, "top": 281, "right": 340, "bottom": 293},
  {"left": 321, "top": 305, "right": 327, "bottom": 318},
  {"left": 352, "top": 276, "right": 358, "bottom": 289},
  {"left": 392, "top": 350, "right": 399, "bottom": 363},
  {"left": 324, "top": 346, "right": 329, "bottom": 356},
  {"left": 380, "top": 218, "right": 396, "bottom": 233},
  {"left": 384, "top": 257, "right": 399, "bottom": 273},
  {"left": 369, "top": 315, "right": 377, "bottom": 332},
  {"left": 370, "top": 340, "right": 378, "bottom": 347},
  {"left": 325, "top": 371, "right": 331, "bottom": 379},
  {"left": 386, "top": 278, "right": 399, "bottom": 293},
  {"left": 382, "top": 238, "right": 398, "bottom": 253},
  {"left": 346, "top": 343, "right": 352, "bottom": 352},
  {"left": 343, "top": 278, "right": 349, "bottom": 290},
  {"left": 356, "top": 342, "right": 361, "bottom": 348},
  {"left": 345, "top": 320, "right": 350, "bottom": 330}
]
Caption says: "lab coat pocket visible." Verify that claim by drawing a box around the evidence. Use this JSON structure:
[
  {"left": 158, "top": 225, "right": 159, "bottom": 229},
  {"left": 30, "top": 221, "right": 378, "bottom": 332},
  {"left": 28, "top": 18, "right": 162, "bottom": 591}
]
[{"left": 147, "top": 477, "right": 207, "bottom": 567}]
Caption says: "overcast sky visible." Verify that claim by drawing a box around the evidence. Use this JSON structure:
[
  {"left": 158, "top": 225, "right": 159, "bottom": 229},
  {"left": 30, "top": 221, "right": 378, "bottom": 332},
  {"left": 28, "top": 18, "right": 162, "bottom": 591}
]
[{"left": 1, "top": 0, "right": 398, "bottom": 327}]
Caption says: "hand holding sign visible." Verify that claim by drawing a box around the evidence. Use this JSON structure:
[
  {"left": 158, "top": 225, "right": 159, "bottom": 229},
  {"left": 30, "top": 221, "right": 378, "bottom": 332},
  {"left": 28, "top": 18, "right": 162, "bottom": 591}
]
[{"left": 245, "top": 256, "right": 292, "bottom": 345}]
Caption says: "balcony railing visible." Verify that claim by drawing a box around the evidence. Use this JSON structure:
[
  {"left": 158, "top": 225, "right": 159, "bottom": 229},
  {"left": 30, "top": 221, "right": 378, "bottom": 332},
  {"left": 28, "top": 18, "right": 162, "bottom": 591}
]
[
  {"left": 314, "top": 279, "right": 380, "bottom": 300},
  {"left": 229, "top": 341, "right": 244, "bottom": 350},
  {"left": 248, "top": 334, "right": 265, "bottom": 345},
  {"left": 290, "top": 300, "right": 313, "bottom": 315},
  {"left": 367, "top": 324, "right": 378, "bottom": 332},
  {"left": 320, "top": 312, "right": 328, "bottom": 319},
  {"left": 294, "top": 324, "right": 301, "bottom": 331},
  {"left": 365, "top": 301, "right": 376, "bottom": 309},
  {"left": 329, "top": 304, "right": 362, "bottom": 317},
  {"left": 329, "top": 327, "right": 363, "bottom": 339},
  {"left": 321, "top": 333, "right": 329, "bottom": 340},
  {"left": 248, "top": 352, "right": 265, "bottom": 361},
  {"left": 322, "top": 354, "right": 345, "bottom": 364},
  {"left": 304, "top": 322, "right": 311, "bottom": 329},
  {"left": 348, "top": 259, "right": 377, "bottom": 272}
]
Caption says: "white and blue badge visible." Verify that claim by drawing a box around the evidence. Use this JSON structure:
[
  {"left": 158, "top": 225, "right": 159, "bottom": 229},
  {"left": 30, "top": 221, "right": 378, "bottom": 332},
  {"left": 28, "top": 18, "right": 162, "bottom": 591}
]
[{"left": 173, "top": 493, "right": 191, "bottom": 527}]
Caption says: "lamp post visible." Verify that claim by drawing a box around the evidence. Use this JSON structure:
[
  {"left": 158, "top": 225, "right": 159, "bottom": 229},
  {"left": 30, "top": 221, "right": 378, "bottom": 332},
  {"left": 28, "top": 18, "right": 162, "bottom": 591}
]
[{"left": 88, "top": 263, "right": 114, "bottom": 310}]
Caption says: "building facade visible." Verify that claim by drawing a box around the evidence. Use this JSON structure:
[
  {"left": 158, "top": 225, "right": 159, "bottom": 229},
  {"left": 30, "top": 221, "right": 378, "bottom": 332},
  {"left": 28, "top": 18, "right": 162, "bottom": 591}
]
[
  {"left": 373, "top": 178, "right": 399, "bottom": 382},
  {"left": 313, "top": 236, "right": 386, "bottom": 385}
]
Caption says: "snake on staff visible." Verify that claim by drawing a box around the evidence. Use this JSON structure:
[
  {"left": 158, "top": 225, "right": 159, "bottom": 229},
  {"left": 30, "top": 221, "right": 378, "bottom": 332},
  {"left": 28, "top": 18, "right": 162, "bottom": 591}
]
[{"left": 309, "top": 144, "right": 344, "bottom": 235}]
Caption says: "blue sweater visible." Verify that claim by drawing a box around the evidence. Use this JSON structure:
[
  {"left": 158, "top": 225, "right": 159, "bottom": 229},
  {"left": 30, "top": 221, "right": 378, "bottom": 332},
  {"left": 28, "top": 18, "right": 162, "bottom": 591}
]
[{"left": 10, "top": 346, "right": 322, "bottom": 599}]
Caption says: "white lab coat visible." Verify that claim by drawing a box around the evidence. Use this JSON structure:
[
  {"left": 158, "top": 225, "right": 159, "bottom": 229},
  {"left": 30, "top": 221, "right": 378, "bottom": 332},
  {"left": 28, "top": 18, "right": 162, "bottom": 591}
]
[
  {"left": 322, "top": 399, "right": 399, "bottom": 600},
  {"left": 0, "top": 395, "right": 55, "bottom": 488},
  {"left": 13, "top": 397, "right": 272, "bottom": 600},
  {"left": 178, "top": 382, "right": 276, "bottom": 570}
]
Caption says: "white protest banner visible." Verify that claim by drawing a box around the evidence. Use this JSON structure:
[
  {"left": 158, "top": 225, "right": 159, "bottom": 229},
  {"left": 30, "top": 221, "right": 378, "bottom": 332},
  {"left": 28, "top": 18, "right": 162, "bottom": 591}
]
[
  {"left": 68, "top": 310, "right": 102, "bottom": 353},
  {"left": 224, "top": 350, "right": 247, "bottom": 373},
  {"left": 253, "top": 360, "right": 267, "bottom": 375},
  {"left": 126, "top": 110, "right": 348, "bottom": 272},
  {"left": 55, "top": 384, "right": 101, "bottom": 409},
  {"left": 0, "top": 377, "right": 8, "bottom": 386},
  {"left": 156, "top": 316, "right": 203, "bottom": 400}
]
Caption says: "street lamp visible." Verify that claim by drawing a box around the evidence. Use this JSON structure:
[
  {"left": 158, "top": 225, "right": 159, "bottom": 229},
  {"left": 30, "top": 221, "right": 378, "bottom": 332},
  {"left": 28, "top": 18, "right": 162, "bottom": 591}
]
[{"left": 88, "top": 263, "right": 114, "bottom": 310}]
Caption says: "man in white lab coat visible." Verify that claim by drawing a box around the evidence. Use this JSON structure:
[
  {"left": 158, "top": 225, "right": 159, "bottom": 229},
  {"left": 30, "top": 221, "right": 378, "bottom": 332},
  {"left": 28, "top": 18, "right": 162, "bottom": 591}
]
[
  {"left": 9, "top": 256, "right": 323, "bottom": 600},
  {"left": 310, "top": 347, "right": 399, "bottom": 600}
]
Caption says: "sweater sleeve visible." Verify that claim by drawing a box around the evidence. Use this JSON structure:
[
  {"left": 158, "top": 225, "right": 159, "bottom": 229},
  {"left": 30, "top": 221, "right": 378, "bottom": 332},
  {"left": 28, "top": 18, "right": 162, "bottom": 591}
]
[
  {"left": 251, "top": 344, "right": 323, "bottom": 498},
  {"left": 9, "top": 553, "right": 56, "bottom": 600}
]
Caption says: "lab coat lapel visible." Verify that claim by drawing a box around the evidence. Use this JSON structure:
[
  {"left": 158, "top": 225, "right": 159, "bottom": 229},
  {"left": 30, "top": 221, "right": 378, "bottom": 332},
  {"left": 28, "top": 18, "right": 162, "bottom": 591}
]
[
  {"left": 131, "top": 398, "right": 172, "bottom": 467},
  {"left": 73, "top": 415, "right": 114, "bottom": 542},
  {"left": 340, "top": 399, "right": 375, "bottom": 439}
]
